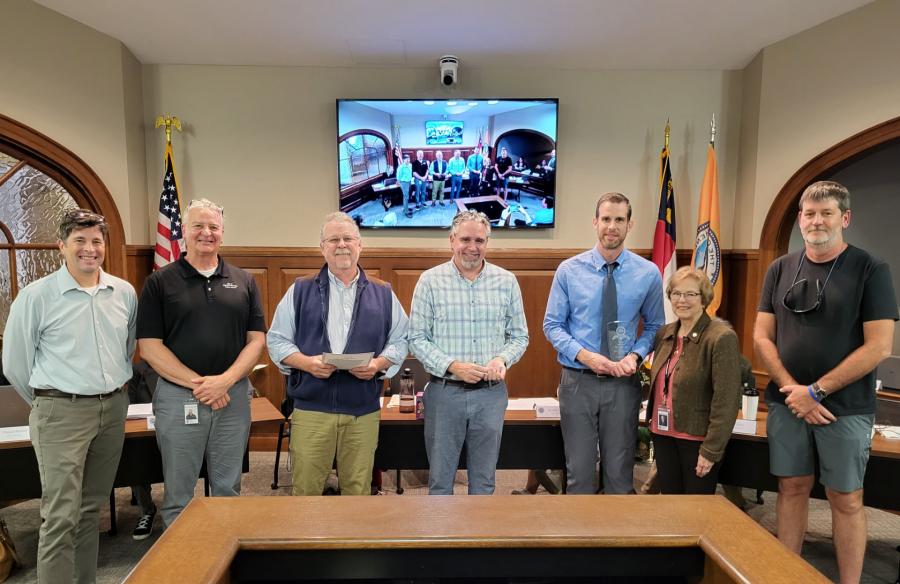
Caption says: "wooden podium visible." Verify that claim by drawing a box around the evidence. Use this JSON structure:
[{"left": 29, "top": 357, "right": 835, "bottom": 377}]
[{"left": 125, "top": 495, "right": 828, "bottom": 583}]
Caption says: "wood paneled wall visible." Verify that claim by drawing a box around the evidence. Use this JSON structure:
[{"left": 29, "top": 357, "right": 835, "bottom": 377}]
[{"left": 126, "top": 245, "right": 762, "bottom": 410}]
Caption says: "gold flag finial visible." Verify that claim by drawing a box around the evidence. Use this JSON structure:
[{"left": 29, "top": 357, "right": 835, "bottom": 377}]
[
  {"left": 709, "top": 114, "right": 717, "bottom": 147},
  {"left": 664, "top": 119, "right": 670, "bottom": 150},
  {"left": 155, "top": 114, "right": 183, "bottom": 145}
]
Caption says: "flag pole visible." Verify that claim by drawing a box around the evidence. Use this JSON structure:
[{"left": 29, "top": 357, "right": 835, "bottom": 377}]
[
  {"left": 155, "top": 113, "right": 182, "bottom": 147},
  {"left": 664, "top": 118, "right": 670, "bottom": 150},
  {"left": 154, "top": 114, "right": 184, "bottom": 207}
]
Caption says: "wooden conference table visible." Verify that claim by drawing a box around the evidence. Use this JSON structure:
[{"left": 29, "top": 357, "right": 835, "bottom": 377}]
[
  {"left": 375, "top": 404, "right": 900, "bottom": 510},
  {"left": 124, "top": 495, "right": 829, "bottom": 583},
  {"left": 0, "top": 397, "right": 283, "bottom": 502}
]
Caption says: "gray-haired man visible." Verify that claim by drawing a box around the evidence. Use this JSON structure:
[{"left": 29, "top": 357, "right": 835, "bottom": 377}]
[{"left": 137, "top": 198, "right": 266, "bottom": 526}]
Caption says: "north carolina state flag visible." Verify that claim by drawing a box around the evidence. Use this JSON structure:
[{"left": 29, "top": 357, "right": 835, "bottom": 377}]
[{"left": 651, "top": 145, "right": 677, "bottom": 323}]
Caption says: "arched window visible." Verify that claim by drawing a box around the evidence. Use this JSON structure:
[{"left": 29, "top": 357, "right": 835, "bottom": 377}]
[
  {"left": 0, "top": 114, "right": 125, "bottom": 331},
  {"left": 338, "top": 131, "right": 390, "bottom": 189}
]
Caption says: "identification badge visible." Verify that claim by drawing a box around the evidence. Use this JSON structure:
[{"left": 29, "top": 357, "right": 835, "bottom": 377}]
[
  {"left": 184, "top": 402, "right": 199, "bottom": 425},
  {"left": 656, "top": 407, "right": 670, "bottom": 431}
]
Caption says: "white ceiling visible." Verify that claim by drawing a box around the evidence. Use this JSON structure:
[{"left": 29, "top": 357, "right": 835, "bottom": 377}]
[{"left": 33, "top": 0, "right": 872, "bottom": 70}]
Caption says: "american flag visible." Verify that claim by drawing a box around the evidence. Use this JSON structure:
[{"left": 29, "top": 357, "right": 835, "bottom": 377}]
[{"left": 153, "top": 143, "right": 185, "bottom": 270}]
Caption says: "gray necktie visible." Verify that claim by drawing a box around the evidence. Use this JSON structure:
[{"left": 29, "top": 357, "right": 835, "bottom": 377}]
[{"left": 601, "top": 261, "right": 618, "bottom": 357}]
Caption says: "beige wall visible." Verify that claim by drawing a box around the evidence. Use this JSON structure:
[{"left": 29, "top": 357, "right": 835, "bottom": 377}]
[
  {"left": 6, "top": 0, "right": 900, "bottom": 251},
  {"left": 744, "top": 0, "right": 900, "bottom": 247},
  {"left": 142, "top": 66, "right": 743, "bottom": 249},
  {"left": 1, "top": 0, "right": 147, "bottom": 241}
]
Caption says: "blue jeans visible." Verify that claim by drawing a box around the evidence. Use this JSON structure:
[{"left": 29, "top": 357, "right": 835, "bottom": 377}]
[
  {"left": 424, "top": 380, "right": 508, "bottom": 495},
  {"left": 468, "top": 172, "right": 481, "bottom": 196},
  {"left": 414, "top": 178, "right": 427, "bottom": 205},
  {"left": 450, "top": 175, "right": 463, "bottom": 199},
  {"left": 399, "top": 181, "right": 411, "bottom": 211}
]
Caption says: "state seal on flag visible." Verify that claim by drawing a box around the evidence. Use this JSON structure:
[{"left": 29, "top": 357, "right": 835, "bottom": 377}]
[{"left": 693, "top": 222, "right": 721, "bottom": 284}]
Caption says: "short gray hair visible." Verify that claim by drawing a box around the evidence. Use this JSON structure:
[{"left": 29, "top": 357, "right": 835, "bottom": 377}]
[
  {"left": 799, "top": 181, "right": 850, "bottom": 213},
  {"left": 186, "top": 198, "right": 225, "bottom": 225},
  {"left": 450, "top": 210, "right": 491, "bottom": 238},
  {"left": 320, "top": 211, "right": 360, "bottom": 241}
]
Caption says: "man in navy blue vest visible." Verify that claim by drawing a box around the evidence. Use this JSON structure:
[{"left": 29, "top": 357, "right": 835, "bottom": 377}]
[{"left": 267, "top": 212, "right": 409, "bottom": 495}]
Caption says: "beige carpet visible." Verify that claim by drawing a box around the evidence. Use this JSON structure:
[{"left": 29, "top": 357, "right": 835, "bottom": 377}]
[{"left": 1, "top": 454, "right": 898, "bottom": 583}]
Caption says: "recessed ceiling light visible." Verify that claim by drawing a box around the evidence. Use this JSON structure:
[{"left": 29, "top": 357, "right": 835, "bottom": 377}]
[
  {"left": 447, "top": 101, "right": 457, "bottom": 106},
  {"left": 487, "top": 100, "right": 499, "bottom": 105},
  {"left": 424, "top": 100, "right": 435, "bottom": 105},
  {"left": 468, "top": 102, "right": 478, "bottom": 106}
]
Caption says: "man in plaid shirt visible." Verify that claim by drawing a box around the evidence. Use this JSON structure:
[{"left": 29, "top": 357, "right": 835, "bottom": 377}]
[{"left": 409, "top": 211, "right": 529, "bottom": 494}]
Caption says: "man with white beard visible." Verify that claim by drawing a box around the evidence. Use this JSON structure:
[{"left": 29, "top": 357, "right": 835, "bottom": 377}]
[
  {"left": 267, "top": 212, "right": 408, "bottom": 495},
  {"left": 408, "top": 211, "right": 529, "bottom": 495}
]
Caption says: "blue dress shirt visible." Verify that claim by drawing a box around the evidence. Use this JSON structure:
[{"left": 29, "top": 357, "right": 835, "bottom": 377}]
[{"left": 543, "top": 247, "right": 664, "bottom": 368}]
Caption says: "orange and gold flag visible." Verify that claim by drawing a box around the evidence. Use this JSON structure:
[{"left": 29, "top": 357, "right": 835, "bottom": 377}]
[{"left": 691, "top": 144, "right": 722, "bottom": 315}]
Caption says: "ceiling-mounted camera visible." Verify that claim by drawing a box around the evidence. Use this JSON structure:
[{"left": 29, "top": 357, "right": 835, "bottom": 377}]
[{"left": 439, "top": 55, "right": 459, "bottom": 87}]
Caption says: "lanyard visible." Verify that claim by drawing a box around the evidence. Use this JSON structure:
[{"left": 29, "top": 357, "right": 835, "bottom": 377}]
[{"left": 662, "top": 337, "right": 685, "bottom": 401}]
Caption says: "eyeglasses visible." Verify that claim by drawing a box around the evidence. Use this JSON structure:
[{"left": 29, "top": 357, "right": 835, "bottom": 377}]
[
  {"left": 782, "top": 253, "right": 839, "bottom": 314},
  {"left": 322, "top": 236, "right": 359, "bottom": 246},
  {"left": 64, "top": 209, "right": 105, "bottom": 222},
  {"left": 670, "top": 291, "right": 701, "bottom": 300}
]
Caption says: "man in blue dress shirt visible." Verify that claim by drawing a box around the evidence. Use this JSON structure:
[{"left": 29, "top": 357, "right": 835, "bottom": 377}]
[
  {"left": 3, "top": 209, "right": 137, "bottom": 583},
  {"left": 543, "top": 192, "right": 664, "bottom": 494}
]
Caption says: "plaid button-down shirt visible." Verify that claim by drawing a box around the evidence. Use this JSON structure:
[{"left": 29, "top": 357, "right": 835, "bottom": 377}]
[{"left": 408, "top": 260, "right": 529, "bottom": 378}]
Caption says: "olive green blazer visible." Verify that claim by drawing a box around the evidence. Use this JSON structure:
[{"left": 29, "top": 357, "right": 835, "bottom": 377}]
[{"left": 648, "top": 312, "right": 742, "bottom": 462}]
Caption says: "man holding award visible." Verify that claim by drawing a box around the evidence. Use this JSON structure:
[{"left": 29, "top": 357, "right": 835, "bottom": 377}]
[{"left": 543, "top": 193, "right": 664, "bottom": 494}]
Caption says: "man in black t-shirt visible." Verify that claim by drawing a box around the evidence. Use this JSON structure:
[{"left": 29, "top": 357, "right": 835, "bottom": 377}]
[
  {"left": 754, "top": 181, "right": 897, "bottom": 583},
  {"left": 412, "top": 150, "right": 429, "bottom": 211},
  {"left": 494, "top": 147, "right": 513, "bottom": 201},
  {"left": 137, "top": 198, "right": 266, "bottom": 527}
]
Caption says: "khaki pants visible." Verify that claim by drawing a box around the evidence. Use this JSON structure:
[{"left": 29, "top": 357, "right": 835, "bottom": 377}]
[
  {"left": 289, "top": 409, "right": 380, "bottom": 496},
  {"left": 431, "top": 180, "right": 446, "bottom": 202},
  {"left": 29, "top": 389, "right": 127, "bottom": 584}
]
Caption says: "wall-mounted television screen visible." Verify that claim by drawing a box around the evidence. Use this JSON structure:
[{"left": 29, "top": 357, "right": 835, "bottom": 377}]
[
  {"left": 337, "top": 98, "right": 557, "bottom": 229},
  {"left": 425, "top": 120, "right": 464, "bottom": 145}
]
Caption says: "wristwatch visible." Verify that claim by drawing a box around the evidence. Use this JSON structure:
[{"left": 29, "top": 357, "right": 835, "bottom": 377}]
[
  {"left": 627, "top": 352, "right": 643, "bottom": 366},
  {"left": 811, "top": 382, "right": 828, "bottom": 401}
]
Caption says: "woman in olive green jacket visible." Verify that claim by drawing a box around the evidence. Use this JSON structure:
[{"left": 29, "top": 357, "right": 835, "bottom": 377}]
[{"left": 647, "top": 267, "right": 742, "bottom": 494}]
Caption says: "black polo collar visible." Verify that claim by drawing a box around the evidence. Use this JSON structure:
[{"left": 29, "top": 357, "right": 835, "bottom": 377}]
[{"left": 176, "top": 255, "right": 231, "bottom": 279}]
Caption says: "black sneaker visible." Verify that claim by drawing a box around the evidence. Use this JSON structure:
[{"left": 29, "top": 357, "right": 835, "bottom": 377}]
[{"left": 132, "top": 506, "right": 156, "bottom": 540}]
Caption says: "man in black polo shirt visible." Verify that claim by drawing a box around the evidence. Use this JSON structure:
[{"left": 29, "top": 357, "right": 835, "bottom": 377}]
[{"left": 137, "top": 198, "right": 266, "bottom": 527}]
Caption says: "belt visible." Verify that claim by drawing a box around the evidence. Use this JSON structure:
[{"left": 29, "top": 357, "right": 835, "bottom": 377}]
[
  {"left": 33, "top": 387, "right": 123, "bottom": 400},
  {"left": 562, "top": 365, "right": 613, "bottom": 380},
  {"left": 430, "top": 374, "right": 498, "bottom": 390}
]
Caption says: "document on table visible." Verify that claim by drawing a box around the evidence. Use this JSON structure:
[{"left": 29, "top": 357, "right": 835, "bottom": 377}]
[
  {"left": 322, "top": 352, "right": 374, "bottom": 370},
  {"left": 127, "top": 403, "right": 154, "bottom": 419},
  {"left": 875, "top": 425, "right": 900, "bottom": 440},
  {"left": 507, "top": 398, "right": 559, "bottom": 411},
  {"left": 0, "top": 426, "right": 30, "bottom": 443}
]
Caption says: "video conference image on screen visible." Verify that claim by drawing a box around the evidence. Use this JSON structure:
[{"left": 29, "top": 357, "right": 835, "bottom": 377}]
[{"left": 337, "top": 99, "right": 558, "bottom": 229}]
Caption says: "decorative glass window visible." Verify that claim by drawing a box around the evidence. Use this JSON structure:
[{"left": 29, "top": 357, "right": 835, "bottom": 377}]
[
  {"left": 0, "top": 150, "right": 78, "bottom": 329},
  {"left": 338, "top": 133, "right": 388, "bottom": 189}
]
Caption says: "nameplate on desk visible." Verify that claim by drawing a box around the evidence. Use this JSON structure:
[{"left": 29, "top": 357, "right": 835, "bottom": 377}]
[
  {"left": 534, "top": 404, "right": 560, "bottom": 419},
  {"left": 733, "top": 418, "right": 757, "bottom": 435}
]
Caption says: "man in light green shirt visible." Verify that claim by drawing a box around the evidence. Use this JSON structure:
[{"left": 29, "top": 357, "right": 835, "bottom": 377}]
[{"left": 2, "top": 209, "right": 137, "bottom": 584}]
